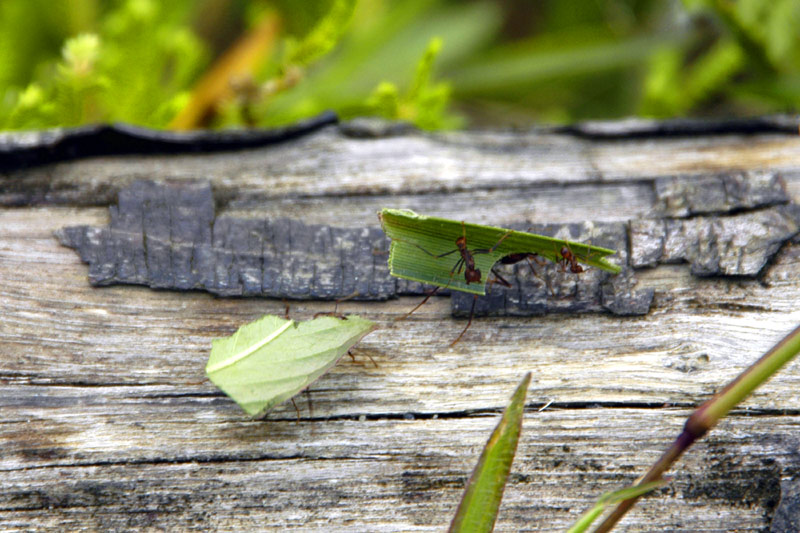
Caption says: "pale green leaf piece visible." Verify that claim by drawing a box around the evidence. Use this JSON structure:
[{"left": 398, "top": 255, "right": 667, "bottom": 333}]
[
  {"left": 565, "top": 479, "right": 668, "bottom": 533},
  {"left": 380, "top": 208, "right": 621, "bottom": 296},
  {"left": 449, "top": 372, "right": 531, "bottom": 533},
  {"left": 206, "top": 314, "right": 375, "bottom": 416}
]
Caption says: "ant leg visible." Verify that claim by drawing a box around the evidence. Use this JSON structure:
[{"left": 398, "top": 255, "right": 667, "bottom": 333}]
[
  {"left": 397, "top": 285, "right": 441, "bottom": 321},
  {"left": 525, "top": 256, "right": 555, "bottom": 296},
  {"left": 451, "top": 257, "right": 465, "bottom": 276},
  {"left": 304, "top": 388, "right": 314, "bottom": 420},
  {"left": 397, "top": 256, "right": 463, "bottom": 322},
  {"left": 473, "top": 229, "right": 515, "bottom": 256},
  {"left": 290, "top": 398, "right": 301, "bottom": 421},
  {"left": 529, "top": 254, "right": 547, "bottom": 267},
  {"left": 450, "top": 295, "right": 477, "bottom": 347},
  {"left": 488, "top": 229, "right": 515, "bottom": 253},
  {"left": 524, "top": 255, "right": 549, "bottom": 286},
  {"left": 348, "top": 349, "right": 379, "bottom": 368},
  {"left": 313, "top": 291, "right": 359, "bottom": 319},
  {"left": 489, "top": 267, "right": 513, "bottom": 288},
  {"left": 410, "top": 242, "right": 459, "bottom": 259}
]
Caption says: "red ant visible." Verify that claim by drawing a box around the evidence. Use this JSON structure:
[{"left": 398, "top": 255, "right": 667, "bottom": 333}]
[
  {"left": 499, "top": 242, "right": 588, "bottom": 298},
  {"left": 282, "top": 292, "right": 376, "bottom": 421},
  {"left": 495, "top": 224, "right": 551, "bottom": 284},
  {"left": 311, "top": 292, "right": 378, "bottom": 367},
  {"left": 538, "top": 241, "right": 593, "bottom": 300},
  {"left": 498, "top": 251, "right": 548, "bottom": 280},
  {"left": 557, "top": 244, "right": 584, "bottom": 274},
  {"left": 400, "top": 222, "right": 513, "bottom": 346}
]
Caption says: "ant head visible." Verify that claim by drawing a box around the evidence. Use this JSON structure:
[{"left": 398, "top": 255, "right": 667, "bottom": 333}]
[
  {"left": 455, "top": 236, "right": 467, "bottom": 247},
  {"left": 466, "top": 268, "right": 482, "bottom": 284},
  {"left": 560, "top": 245, "right": 570, "bottom": 258}
]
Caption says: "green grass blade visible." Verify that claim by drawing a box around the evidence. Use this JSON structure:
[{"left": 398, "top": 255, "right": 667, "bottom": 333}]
[
  {"left": 565, "top": 479, "right": 667, "bottom": 533},
  {"left": 449, "top": 372, "right": 531, "bottom": 533},
  {"left": 206, "top": 314, "right": 375, "bottom": 416},
  {"left": 380, "top": 208, "right": 621, "bottom": 295}
]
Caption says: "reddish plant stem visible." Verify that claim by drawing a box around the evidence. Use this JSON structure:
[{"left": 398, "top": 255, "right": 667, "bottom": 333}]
[{"left": 594, "top": 323, "right": 800, "bottom": 532}]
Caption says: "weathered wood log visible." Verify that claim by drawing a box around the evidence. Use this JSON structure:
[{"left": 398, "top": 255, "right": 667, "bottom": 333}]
[{"left": 3, "top": 117, "right": 800, "bottom": 531}]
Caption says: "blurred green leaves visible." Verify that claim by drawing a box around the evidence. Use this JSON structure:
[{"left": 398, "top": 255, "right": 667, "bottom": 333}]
[
  {"left": 1, "top": 0, "right": 799, "bottom": 131},
  {"left": 364, "top": 37, "right": 460, "bottom": 130},
  {"left": 282, "top": 0, "right": 356, "bottom": 68},
  {"left": 642, "top": 0, "right": 800, "bottom": 117},
  {"left": 0, "top": 0, "right": 208, "bottom": 129}
]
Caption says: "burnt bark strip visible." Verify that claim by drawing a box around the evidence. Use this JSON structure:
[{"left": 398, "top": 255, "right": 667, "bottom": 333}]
[
  {"left": 652, "top": 171, "right": 788, "bottom": 218},
  {"left": 57, "top": 180, "right": 396, "bottom": 300},
  {"left": 0, "top": 111, "right": 338, "bottom": 172},
  {"left": 630, "top": 206, "right": 800, "bottom": 276},
  {"left": 451, "top": 222, "right": 655, "bottom": 318},
  {"left": 57, "top": 180, "right": 654, "bottom": 315},
  {"left": 59, "top": 171, "right": 798, "bottom": 313}
]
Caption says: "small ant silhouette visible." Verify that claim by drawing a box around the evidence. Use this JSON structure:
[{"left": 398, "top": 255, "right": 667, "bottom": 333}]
[{"left": 400, "top": 222, "right": 513, "bottom": 346}]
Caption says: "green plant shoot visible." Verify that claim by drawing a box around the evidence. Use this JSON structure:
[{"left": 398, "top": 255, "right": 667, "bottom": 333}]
[
  {"left": 593, "top": 323, "right": 800, "bottom": 532},
  {"left": 206, "top": 314, "right": 375, "bottom": 416},
  {"left": 379, "top": 208, "right": 621, "bottom": 296},
  {"left": 565, "top": 479, "right": 667, "bottom": 533},
  {"left": 449, "top": 372, "right": 530, "bottom": 533}
]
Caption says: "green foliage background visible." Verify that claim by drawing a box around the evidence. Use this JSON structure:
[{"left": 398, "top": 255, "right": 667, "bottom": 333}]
[{"left": 2, "top": 0, "right": 799, "bottom": 131}]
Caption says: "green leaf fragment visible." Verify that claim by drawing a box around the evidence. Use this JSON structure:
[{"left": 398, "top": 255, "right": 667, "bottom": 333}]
[
  {"left": 380, "top": 208, "right": 621, "bottom": 296},
  {"left": 206, "top": 314, "right": 376, "bottom": 416},
  {"left": 449, "top": 372, "right": 531, "bottom": 533}
]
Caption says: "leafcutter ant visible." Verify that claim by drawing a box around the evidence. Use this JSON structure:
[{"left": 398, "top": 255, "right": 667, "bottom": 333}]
[
  {"left": 313, "top": 292, "right": 378, "bottom": 367},
  {"left": 399, "top": 222, "right": 514, "bottom": 346},
  {"left": 312, "top": 292, "right": 357, "bottom": 320},
  {"left": 498, "top": 251, "right": 548, "bottom": 280},
  {"left": 545, "top": 240, "right": 598, "bottom": 299},
  {"left": 557, "top": 244, "right": 584, "bottom": 274},
  {"left": 496, "top": 224, "right": 550, "bottom": 285}
]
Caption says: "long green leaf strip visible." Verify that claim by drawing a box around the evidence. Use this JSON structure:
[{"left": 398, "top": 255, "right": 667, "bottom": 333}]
[
  {"left": 206, "top": 314, "right": 376, "bottom": 416},
  {"left": 449, "top": 372, "right": 531, "bottom": 533},
  {"left": 380, "top": 208, "right": 621, "bottom": 296}
]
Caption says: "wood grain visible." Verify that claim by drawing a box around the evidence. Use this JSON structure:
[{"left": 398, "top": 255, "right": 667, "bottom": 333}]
[{"left": 3, "top": 121, "right": 800, "bottom": 531}]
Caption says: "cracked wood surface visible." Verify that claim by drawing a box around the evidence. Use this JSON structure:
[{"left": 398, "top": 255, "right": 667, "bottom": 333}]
[{"left": 3, "top": 119, "right": 800, "bottom": 531}]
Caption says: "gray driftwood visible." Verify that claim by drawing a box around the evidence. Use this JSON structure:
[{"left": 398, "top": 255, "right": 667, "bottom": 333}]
[{"left": 3, "top": 117, "right": 800, "bottom": 532}]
